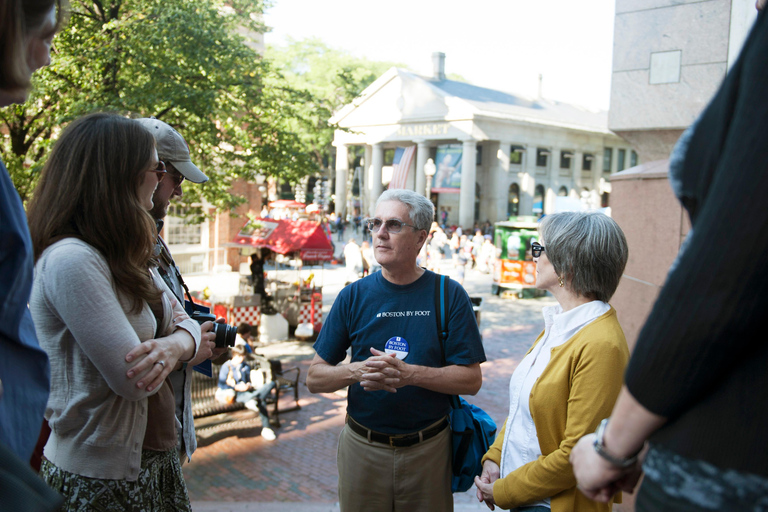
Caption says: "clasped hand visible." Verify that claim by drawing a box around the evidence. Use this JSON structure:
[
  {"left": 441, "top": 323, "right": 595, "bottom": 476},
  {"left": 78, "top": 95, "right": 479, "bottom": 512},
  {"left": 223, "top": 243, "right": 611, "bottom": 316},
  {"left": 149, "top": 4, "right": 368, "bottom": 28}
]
[
  {"left": 358, "top": 347, "right": 411, "bottom": 393},
  {"left": 474, "top": 460, "right": 499, "bottom": 510}
]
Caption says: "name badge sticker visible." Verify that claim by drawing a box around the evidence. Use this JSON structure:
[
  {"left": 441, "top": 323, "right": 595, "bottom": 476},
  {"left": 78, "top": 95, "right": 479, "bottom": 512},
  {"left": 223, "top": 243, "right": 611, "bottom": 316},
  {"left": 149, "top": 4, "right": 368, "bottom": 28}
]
[{"left": 384, "top": 337, "right": 410, "bottom": 360}]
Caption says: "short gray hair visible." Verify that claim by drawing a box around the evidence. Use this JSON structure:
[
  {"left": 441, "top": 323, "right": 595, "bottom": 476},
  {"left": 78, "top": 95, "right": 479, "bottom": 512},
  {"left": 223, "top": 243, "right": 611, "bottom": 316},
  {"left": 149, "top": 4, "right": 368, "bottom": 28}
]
[
  {"left": 375, "top": 189, "right": 434, "bottom": 231},
  {"left": 539, "top": 211, "right": 628, "bottom": 302}
]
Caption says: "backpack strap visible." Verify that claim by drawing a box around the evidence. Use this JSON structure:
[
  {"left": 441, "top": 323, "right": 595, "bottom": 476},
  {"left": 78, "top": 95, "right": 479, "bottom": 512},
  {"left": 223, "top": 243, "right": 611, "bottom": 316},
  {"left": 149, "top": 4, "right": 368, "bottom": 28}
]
[
  {"left": 435, "top": 274, "right": 448, "bottom": 364},
  {"left": 434, "top": 274, "right": 460, "bottom": 409}
]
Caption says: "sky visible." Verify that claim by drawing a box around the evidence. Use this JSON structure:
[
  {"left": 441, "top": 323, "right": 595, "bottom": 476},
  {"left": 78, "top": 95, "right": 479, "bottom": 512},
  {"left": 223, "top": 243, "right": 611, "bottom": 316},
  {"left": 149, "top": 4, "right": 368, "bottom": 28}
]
[{"left": 263, "top": 0, "right": 617, "bottom": 111}]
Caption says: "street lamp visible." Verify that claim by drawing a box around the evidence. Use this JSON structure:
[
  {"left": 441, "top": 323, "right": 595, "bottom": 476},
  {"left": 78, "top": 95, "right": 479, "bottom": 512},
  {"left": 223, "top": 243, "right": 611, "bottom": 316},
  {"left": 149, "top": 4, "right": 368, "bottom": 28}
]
[{"left": 424, "top": 158, "right": 436, "bottom": 199}]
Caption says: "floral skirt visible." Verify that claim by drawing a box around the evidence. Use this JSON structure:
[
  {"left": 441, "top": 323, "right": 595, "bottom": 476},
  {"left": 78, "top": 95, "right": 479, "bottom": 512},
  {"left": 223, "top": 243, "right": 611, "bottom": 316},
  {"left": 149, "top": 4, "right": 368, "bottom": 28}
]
[{"left": 40, "top": 449, "right": 191, "bottom": 512}]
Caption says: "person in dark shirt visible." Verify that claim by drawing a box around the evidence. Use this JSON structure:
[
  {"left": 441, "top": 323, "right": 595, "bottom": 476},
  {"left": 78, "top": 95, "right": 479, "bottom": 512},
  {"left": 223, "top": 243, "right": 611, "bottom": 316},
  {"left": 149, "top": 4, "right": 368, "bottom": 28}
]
[{"left": 571, "top": 5, "right": 768, "bottom": 510}]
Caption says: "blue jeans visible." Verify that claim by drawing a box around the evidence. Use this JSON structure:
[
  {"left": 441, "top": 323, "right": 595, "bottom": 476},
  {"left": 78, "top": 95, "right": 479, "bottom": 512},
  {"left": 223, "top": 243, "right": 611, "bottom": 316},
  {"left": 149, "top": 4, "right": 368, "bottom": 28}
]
[{"left": 235, "top": 381, "right": 275, "bottom": 428}]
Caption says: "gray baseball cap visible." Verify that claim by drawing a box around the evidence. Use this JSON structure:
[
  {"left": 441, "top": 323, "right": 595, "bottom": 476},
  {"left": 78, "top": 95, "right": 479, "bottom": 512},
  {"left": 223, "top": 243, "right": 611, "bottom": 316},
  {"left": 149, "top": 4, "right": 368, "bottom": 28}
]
[{"left": 135, "top": 117, "right": 208, "bottom": 183}]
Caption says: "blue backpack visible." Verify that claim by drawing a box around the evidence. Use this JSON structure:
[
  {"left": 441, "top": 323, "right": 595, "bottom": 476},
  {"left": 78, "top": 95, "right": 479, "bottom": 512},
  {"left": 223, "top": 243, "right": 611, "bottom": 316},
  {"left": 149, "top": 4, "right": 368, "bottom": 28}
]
[{"left": 435, "top": 274, "right": 497, "bottom": 493}]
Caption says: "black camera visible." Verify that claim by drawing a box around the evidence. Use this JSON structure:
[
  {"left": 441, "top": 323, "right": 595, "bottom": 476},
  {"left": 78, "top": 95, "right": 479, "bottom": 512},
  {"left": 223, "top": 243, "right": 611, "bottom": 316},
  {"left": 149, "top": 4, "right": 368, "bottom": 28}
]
[{"left": 190, "top": 311, "right": 237, "bottom": 348}]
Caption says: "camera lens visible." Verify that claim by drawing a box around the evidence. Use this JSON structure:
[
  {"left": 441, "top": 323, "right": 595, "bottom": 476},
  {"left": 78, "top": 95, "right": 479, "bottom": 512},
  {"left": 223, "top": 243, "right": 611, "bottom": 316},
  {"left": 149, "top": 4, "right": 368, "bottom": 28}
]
[{"left": 214, "top": 323, "right": 238, "bottom": 348}]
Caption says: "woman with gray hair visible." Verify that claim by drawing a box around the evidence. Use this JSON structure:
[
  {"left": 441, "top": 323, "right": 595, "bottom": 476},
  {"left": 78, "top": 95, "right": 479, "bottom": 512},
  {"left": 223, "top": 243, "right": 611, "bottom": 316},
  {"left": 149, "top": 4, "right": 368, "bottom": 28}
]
[{"left": 475, "top": 211, "right": 630, "bottom": 512}]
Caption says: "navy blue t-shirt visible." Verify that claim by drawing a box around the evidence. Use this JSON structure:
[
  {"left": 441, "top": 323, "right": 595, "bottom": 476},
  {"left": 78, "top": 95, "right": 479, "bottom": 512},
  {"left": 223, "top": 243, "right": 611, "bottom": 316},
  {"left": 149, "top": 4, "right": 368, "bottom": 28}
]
[{"left": 314, "top": 270, "right": 485, "bottom": 434}]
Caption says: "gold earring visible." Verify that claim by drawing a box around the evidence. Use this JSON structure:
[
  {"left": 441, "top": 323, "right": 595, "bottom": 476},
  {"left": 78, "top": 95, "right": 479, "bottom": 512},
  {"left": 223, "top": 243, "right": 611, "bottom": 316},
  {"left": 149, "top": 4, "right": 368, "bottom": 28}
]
[{"left": 558, "top": 276, "right": 564, "bottom": 288}]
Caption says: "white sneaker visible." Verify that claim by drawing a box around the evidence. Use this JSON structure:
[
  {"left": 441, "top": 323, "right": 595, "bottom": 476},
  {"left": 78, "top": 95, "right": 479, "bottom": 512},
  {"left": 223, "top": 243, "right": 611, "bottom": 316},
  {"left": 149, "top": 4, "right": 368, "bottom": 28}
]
[
  {"left": 244, "top": 400, "right": 259, "bottom": 412},
  {"left": 261, "top": 428, "right": 276, "bottom": 441}
]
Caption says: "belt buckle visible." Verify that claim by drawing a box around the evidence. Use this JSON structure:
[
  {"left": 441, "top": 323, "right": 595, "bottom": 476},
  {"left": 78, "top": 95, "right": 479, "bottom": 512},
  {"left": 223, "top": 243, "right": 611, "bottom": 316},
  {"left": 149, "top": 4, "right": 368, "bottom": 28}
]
[{"left": 389, "top": 436, "right": 396, "bottom": 448}]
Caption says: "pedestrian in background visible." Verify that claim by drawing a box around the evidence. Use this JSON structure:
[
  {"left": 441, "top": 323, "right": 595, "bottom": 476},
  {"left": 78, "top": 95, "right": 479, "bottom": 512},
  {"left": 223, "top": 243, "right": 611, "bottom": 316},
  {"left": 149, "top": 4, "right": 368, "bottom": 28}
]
[
  {"left": 216, "top": 345, "right": 276, "bottom": 441},
  {"left": 343, "top": 237, "right": 363, "bottom": 285},
  {"left": 475, "top": 211, "right": 629, "bottom": 512},
  {"left": 308, "top": 189, "right": 485, "bottom": 512}
]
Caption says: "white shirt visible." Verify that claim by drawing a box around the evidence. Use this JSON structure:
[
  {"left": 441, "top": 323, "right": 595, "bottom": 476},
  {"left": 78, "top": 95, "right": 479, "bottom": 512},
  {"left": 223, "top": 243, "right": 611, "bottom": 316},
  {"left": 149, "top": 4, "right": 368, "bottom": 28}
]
[{"left": 499, "top": 300, "right": 610, "bottom": 508}]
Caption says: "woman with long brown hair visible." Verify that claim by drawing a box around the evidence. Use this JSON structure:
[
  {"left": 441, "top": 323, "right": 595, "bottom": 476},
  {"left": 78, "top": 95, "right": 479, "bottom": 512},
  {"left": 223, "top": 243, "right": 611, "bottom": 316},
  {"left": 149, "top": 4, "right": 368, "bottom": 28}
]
[{"left": 27, "top": 112, "right": 204, "bottom": 510}]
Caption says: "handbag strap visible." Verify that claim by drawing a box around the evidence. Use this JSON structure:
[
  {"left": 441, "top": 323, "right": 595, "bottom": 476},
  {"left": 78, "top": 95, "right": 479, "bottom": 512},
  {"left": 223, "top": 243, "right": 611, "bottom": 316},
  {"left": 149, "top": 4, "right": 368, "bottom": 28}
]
[{"left": 434, "top": 274, "right": 460, "bottom": 409}]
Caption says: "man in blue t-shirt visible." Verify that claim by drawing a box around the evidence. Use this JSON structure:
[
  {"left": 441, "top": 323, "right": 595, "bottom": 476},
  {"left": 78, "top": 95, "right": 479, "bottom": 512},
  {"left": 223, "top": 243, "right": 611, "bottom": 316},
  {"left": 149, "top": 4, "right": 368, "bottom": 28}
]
[{"left": 308, "top": 189, "right": 485, "bottom": 511}]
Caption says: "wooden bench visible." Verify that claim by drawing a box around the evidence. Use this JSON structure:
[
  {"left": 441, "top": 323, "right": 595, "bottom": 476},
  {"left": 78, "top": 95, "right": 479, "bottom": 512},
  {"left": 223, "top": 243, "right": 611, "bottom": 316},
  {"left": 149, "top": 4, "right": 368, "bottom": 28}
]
[{"left": 191, "top": 359, "right": 301, "bottom": 428}]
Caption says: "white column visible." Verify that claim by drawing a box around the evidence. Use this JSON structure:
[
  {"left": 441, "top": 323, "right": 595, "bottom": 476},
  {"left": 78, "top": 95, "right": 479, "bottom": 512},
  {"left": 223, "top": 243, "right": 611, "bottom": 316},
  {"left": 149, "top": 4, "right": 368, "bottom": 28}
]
[
  {"left": 573, "top": 150, "right": 583, "bottom": 190},
  {"left": 495, "top": 142, "right": 511, "bottom": 222},
  {"left": 519, "top": 144, "right": 535, "bottom": 215},
  {"left": 370, "top": 143, "right": 384, "bottom": 216},
  {"left": 459, "top": 139, "right": 477, "bottom": 229},
  {"left": 415, "top": 140, "right": 429, "bottom": 197},
  {"left": 334, "top": 144, "right": 348, "bottom": 217}
]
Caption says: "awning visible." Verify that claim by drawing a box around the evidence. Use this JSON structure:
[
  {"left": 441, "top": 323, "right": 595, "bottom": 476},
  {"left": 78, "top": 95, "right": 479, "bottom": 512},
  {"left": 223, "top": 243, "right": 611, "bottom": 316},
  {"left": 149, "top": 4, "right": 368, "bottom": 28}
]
[
  {"left": 232, "top": 218, "right": 333, "bottom": 261},
  {"left": 268, "top": 199, "right": 306, "bottom": 209}
]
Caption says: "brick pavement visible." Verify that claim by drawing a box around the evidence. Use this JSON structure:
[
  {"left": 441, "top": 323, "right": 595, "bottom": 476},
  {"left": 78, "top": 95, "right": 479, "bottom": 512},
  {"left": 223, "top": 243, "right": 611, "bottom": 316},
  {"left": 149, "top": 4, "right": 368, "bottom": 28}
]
[{"left": 185, "top": 265, "right": 634, "bottom": 510}]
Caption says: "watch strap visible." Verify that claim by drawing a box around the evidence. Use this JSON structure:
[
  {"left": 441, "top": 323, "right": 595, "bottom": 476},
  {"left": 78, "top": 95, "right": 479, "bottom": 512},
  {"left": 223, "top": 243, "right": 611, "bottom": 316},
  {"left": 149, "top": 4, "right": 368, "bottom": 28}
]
[{"left": 592, "top": 418, "right": 641, "bottom": 469}]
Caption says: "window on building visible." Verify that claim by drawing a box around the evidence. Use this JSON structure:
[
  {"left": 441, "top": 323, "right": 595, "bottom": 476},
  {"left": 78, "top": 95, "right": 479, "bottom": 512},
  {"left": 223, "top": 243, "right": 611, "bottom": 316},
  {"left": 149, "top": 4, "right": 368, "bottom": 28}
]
[
  {"left": 474, "top": 182, "right": 481, "bottom": 223},
  {"left": 536, "top": 148, "right": 549, "bottom": 167},
  {"left": 630, "top": 150, "right": 638, "bottom": 168},
  {"left": 533, "top": 185, "right": 545, "bottom": 215},
  {"left": 508, "top": 183, "right": 520, "bottom": 218},
  {"left": 601, "top": 192, "right": 610, "bottom": 208},
  {"left": 510, "top": 145, "right": 524, "bottom": 165},
  {"left": 476, "top": 145, "right": 482, "bottom": 166},
  {"left": 279, "top": 181, "right": 293, "bottom": 200},
  {"left": 558, "top": 186, "right": 569, "bottom": 197},
  {"left": 582, "top": 153, "right": 594, "bottom": 171},
  {"left": 603, "top": 148, "right": 613, "bottom": 173},
  {"left": 384, "top": 148, "right": 395, "bottom": 165},
  {"left": 165, "top": 205, "right": 202, "bottom": 245},
  {"left": 617, "top": 149, "right": 626, "bottom": 172},
  {"left": 560, "top": 151, "right": 573, "bottom": 170}
]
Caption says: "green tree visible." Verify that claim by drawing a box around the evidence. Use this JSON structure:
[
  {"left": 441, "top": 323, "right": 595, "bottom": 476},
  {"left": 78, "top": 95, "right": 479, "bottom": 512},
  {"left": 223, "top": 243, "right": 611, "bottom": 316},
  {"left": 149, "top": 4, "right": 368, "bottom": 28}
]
[
  {"left": 0, "top": 0, "right": 319, "bottom": 212},
  {"left": 267, "top": 38, "right": 402, "bottom": 172}
]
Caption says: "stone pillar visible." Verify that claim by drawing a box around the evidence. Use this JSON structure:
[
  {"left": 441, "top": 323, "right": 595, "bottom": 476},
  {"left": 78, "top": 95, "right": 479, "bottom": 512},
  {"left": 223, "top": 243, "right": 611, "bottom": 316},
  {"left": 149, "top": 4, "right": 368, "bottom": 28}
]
[
  {"left": 370, "top": 143, "right": 384, "bottom": 216},
  {"left": 520, "top": 144, "right": 535, "bottom": 215},
  {"left": 459, "top": 139, "right": 477, "bottom": 229},
  {"left": 357, "top": 145, "right": 371, "bottom": 217},
  {"left": 415, "top": 140, "right": 429, "bottom": 197},
  {"left": 495, "top": 142, "right": 511, "bottom": 221},
  {"left": 573, "top": 150, "right": 583, "bottom": 190},
  {"left": 334, "top": 144, "right": 348, "bottom": 217}
]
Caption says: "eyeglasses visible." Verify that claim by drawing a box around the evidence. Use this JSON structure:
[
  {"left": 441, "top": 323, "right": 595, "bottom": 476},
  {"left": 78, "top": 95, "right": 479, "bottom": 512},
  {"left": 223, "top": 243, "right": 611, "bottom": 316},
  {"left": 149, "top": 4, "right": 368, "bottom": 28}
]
[
  {"left": 365, "top": 218, "right": 419, "bottom": 234},
  {"left": 164, "top": 162, "right": 185, "bottom": 189},
  {"left": 167, "top": 172, "right": 185, "bottom": 189},
  {"left": 148, "top": 160, "right": 167, "bottom": 181},
  {"left": 531, "top": 241, "right": 545, "bottom": 258}
]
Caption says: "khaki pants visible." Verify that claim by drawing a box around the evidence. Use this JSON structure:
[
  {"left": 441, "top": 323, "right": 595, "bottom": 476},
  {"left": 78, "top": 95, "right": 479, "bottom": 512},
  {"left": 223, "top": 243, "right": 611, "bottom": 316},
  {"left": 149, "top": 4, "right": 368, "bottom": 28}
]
[{"left": 337, "top": 420, "right": 452, "bottom": 512}]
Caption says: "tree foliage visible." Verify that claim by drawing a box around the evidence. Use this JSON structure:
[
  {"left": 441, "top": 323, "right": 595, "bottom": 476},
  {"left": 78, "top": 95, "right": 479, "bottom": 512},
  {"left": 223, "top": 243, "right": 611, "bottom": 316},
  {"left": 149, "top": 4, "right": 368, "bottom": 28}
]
[
  {"left": 267, "top": 38, "right": 402, "bottom": 172},
  {"left": 1, "top": 0, "right": 320, "bottom": 212}
]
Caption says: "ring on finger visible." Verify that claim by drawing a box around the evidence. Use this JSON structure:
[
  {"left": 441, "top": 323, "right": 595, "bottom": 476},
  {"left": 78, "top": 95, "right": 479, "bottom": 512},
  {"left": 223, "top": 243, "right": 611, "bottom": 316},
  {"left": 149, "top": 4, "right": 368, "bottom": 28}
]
[{"left": 155, "top": 360, "right": 165, "bottom": 368}]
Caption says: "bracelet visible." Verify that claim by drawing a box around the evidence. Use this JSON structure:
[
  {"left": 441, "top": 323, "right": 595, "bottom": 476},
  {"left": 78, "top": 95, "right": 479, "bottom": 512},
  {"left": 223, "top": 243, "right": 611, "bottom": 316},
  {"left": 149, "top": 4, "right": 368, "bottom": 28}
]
[{"left": 592, "top": 418, "right": 643, "bottom": 469}]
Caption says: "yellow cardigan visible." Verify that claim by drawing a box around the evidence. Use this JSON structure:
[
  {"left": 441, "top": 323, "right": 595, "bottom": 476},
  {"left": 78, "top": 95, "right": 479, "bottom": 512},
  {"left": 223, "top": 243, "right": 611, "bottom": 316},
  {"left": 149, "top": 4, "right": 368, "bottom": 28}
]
[{"left": 482, "top": 306, "right": 629, "bottom": 512}]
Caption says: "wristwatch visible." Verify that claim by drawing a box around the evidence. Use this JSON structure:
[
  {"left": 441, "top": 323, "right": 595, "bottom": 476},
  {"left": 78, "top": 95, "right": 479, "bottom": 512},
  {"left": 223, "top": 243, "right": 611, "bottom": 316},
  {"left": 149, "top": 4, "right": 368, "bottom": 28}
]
[{"left": 592, "top": 418, "right": 642, "bottom": 469}]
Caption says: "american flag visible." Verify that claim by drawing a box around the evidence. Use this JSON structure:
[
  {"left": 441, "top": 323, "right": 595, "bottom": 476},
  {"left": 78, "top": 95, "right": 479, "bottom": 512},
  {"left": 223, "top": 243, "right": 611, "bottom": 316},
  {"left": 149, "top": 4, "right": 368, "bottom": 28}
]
[{"left": 388, "top": 146, "right": 416, "bottom": 190}]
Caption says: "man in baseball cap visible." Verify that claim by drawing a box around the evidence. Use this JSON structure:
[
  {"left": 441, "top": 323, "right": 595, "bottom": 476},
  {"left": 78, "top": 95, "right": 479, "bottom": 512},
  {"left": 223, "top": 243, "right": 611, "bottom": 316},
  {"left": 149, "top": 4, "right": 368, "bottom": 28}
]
[
  {"left": 136, "top": 117, "right": 227, "bottom": 463},
  {"left": 136, "top": 117, "right": 208, "bottom": 222}
]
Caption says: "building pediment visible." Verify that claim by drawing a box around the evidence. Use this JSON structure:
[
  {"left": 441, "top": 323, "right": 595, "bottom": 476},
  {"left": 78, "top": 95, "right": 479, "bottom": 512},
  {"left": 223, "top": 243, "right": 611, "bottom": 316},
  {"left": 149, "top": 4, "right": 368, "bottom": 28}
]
[{"left": 331, "top": 68, "right": 479, "bottom": 128}]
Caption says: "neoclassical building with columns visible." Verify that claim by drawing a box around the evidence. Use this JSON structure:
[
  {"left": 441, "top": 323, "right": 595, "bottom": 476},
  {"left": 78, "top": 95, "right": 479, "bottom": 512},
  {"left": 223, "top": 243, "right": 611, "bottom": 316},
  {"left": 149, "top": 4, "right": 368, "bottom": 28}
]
[{"left": 330, "top": 54, "right": 636, "bottom": 229}]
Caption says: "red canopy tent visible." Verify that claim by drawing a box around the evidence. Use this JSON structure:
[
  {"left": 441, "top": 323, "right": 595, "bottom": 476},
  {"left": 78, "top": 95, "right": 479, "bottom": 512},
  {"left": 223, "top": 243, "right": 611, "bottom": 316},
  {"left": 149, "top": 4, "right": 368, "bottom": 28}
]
[
  {"left": 232, "top": 218, "right": 333, "bottom": 261},
  {"left": 268, "top": 199, "right": 306, "bottom": 209}
]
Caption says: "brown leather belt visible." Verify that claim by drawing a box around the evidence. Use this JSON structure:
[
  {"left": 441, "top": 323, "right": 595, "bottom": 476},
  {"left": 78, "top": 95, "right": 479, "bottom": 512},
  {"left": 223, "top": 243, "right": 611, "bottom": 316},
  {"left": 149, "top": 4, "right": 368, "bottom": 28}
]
[{"left": 346, "top": 415, "right": 449, "bottom": 448}]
